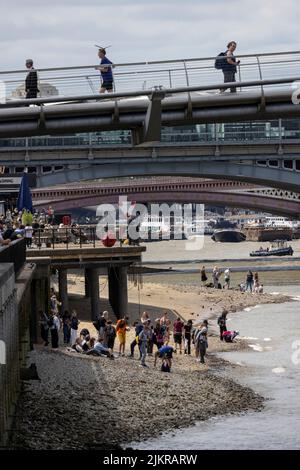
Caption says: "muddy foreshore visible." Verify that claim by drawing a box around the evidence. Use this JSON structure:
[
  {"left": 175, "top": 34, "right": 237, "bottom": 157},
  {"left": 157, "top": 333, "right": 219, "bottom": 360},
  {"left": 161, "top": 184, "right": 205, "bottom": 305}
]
[
  {"left": 9, "top": 342, "right": 263, "bottom": 450},
  {"left": 8, "top": 285, "right": 291, "bottom": 450}
]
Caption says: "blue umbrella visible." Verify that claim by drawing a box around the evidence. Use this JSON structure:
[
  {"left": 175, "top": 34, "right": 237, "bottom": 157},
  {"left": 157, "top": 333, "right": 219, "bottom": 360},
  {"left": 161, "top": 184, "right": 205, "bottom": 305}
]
[{"left": 17, "top": 172, "right": 33, "bottom": 213}]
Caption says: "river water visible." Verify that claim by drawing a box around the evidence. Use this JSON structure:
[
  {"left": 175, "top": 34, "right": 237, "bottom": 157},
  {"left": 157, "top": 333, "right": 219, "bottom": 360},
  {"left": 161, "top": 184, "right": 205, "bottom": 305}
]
[{"left": 132, "top": 285, "right": 300, "bottom": 450}]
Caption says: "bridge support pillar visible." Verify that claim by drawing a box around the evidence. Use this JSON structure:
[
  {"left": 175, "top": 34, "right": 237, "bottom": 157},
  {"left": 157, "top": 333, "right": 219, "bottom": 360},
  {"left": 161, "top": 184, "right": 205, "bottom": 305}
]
[
  {"left": 86, "top": 268, "right": 100, "bottom": 320},
  {"left": 84, "top": 269, "right": 91, "bottom": 298},
  {"left": 58, "top": 268, "right": 69, "bottom": 314},
  {"left": 108, "top": 266, "right": 128, "bottom": 319},
  {"left": 143, "top": 88, "right": 165, "bottom": 144}
]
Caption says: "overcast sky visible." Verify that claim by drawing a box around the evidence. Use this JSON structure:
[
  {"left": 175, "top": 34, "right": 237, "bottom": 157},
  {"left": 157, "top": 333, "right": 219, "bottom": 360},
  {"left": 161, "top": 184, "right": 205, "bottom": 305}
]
[{"left": 1, "top": 0, "right": 299, "bottom": 69}]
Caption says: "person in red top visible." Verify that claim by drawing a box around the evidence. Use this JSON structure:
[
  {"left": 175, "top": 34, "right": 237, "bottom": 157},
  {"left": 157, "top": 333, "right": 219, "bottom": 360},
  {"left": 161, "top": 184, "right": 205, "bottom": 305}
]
[{"left": 173, "top": 317, "right": 184, "bottom": 354}]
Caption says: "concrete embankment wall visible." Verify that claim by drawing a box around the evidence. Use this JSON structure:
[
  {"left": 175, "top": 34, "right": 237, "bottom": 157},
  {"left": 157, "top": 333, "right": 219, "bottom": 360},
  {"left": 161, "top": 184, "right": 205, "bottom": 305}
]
[
  {"left": 0, "top": 264, "right": 19, "bottom": 447},
  {"left": 0, "top": 263, "right": 36, "bottom": 447}
]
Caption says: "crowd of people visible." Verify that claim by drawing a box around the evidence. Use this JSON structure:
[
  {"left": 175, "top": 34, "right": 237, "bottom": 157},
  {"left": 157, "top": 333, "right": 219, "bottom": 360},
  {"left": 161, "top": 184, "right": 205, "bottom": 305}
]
[
  {"left": 0, "top": 206, "right": 55, "bottom": 246},
  {"left": 39, "top": 287, "right": 241, "bottom": 372},
  {"left": 200, "top": 266, "right": 264, "bottom": 293}
]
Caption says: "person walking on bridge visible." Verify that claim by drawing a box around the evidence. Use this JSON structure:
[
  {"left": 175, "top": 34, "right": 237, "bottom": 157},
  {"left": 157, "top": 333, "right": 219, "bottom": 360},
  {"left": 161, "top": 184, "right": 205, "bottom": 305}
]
[
  {"left": 219, "top": 41, "right": 240, "bottom": 94},
  {"left": 97, "top": 48, "right": 114, "bottom": 93},
  {"left": 25, "top": 59, "right": 39, "bottom": 99}
]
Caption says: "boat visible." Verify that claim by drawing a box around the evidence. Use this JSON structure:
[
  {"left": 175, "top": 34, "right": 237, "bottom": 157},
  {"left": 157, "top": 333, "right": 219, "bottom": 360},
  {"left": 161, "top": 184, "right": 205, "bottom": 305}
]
[
  {"left": 250, "top": 240, "right": 294, "bottom": 257},
  {"left": 242, "top": 217, "right": 294, "bottom": 241},
  {"left": 211, "top": 229, "right": 246, "bottom": 243}
]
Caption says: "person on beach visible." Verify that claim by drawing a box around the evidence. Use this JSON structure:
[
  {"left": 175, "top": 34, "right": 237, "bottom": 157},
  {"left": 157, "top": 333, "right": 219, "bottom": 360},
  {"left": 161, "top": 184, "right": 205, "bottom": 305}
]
[
  {"left": 49, "top": 311, "right": 61, "bottom": 349},
  {"left": 246, "top": 270, "right": 254, "bottom": 292},
  {"left": 201, "top": 266, "right": 208, "bottom": 285},
  {"left": 141, "top": 311, "right": 150, "bottom": 324},
  {"left": 183, "top": 319, "right": 193, "bottom": 355},
  {"left": 39, "top": 310, "right": 50, "bottom": 346},
  {"left": 222, "top": 330, "right": 239, "bottom": 343},
  {"left": 116, "top": 316, "right": 129, "bottom": 356},
  {"left": 70, "top": 310, "right": 80, "bottom": 346},
  {"left": 129, "top": 320, "right": 143, "bottom": 358},
  {"left": 98, "top": 311, "right": 108, "bottom": 340},
  {"left": 86, "top": 337, "right": 114, "bottom": 359},
  {"left": 194, "top": 320, "right": 208, "bottom": 364},
  {"left": 217, "top": 309, "right": 228, "bottom": 341},
  {"left": 223, "top": 268, "right": 231, "bottom": 289},
  {"left": 62, "top": 310, "right": 71, "bottom": 344},
  {"left": 153, "top": 321, "right": 165, "bottom": 351},
  {"left": 139, "top": 323, "right": 152, "bottom": 367},
  {"left": 160, "top": 311, "right": 171, "bottom": 345},
  {"left": 103, "top": 320, "right": 116, "bottom": 350},
  {"left": 154, "top": 345, "right": 174, "bottom": 373},
  {"left": 173, "top": 317, "right": 184, "bottom": 354},
  {"left": 212, "top": 266, "right": 221, "bottom": 289},
  {"left": 147, "top": 323, "right": 155, "bottom": 356},
  {"left": 219, "top": 41, "right": 240, "bottom": 93}
]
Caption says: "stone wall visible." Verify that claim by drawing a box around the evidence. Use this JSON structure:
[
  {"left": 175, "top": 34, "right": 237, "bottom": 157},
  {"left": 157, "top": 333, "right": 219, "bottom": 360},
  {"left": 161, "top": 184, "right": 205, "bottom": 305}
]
[{"left": 0, "top": 264, "right": 19, "bottom": 447}]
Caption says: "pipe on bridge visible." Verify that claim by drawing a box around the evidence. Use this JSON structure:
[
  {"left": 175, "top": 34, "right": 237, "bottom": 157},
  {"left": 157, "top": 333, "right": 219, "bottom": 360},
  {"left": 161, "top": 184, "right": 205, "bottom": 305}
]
[{"left": 1, "top": 89, "right": 300, "bottom": 138}]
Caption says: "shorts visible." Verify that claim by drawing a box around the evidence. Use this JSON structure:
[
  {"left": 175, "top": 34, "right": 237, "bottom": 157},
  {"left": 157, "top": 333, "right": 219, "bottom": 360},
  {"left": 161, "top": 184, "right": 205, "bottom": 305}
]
[
  {"left": 174, "top": 333, "right": 182, "bottom": 344},
  {"left": 101, "top": 80, "right": 113, "bottom": 91},
  {"left": 117, "top": 331, "right": 126, "bottom": 345}
]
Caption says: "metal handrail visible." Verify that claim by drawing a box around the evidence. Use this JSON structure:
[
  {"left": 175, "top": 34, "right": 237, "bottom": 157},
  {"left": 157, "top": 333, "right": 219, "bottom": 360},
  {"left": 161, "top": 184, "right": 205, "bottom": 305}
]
[
  {"left": 1, "top": 49, "right": 300, "bottom": 75},
  {"left": 1, "top": 49, "right": 300, "bottom": 104},
  {"left": 1, "top": 75, "right": 300, "bottom": 108}
]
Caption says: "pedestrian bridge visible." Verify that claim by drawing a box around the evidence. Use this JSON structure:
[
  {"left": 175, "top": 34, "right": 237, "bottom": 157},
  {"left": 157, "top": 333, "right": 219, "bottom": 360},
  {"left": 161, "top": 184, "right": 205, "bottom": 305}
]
[{"left": 1, "top": 50, "right": 300, "bottom": 143}]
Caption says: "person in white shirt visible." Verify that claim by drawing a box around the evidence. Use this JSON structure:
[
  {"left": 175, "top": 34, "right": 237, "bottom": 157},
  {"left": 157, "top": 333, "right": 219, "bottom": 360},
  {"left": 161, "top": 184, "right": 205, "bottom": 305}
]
[{"left": 25, "top": 225, "right": 33, "bottom": 247}]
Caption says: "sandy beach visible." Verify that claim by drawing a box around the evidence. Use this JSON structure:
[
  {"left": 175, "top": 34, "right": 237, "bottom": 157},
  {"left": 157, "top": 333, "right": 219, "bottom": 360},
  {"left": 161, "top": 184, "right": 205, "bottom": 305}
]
[{"left": 9, "top": 277, "right": 291, "bottom": 450}]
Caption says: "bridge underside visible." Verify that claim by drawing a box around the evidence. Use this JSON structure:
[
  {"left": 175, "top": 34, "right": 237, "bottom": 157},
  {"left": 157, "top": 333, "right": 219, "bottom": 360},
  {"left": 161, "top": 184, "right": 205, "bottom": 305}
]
[
  {"left": 33, "top": 190, "right": 300, "bottom": 219},
  {"left": 1, "top": 89, "right": 300, "bottom": 140},
  {"left": 34, "top": 160, "right": 300, "bottom": 193}
]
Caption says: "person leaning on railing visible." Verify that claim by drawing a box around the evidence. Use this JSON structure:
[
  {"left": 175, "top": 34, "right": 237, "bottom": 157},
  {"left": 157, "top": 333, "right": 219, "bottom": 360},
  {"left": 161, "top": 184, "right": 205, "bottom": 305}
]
[{"left": 0, "top": 227, "right": 10, "bottom": 246}]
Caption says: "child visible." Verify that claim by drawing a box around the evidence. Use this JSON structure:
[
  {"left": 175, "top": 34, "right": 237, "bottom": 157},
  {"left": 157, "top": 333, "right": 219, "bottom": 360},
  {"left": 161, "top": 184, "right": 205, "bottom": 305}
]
[
  {"left": 154, "top": 345, "right": 174, "bottom": 373},
  {"left": 116, "top": 316, "right": 129, "bottom": 356}
]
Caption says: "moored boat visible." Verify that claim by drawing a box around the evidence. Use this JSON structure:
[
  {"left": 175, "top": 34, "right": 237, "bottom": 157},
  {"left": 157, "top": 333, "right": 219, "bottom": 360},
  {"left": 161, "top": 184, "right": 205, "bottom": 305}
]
[
  {"left": 250, "top": 240, "right": 294, "bottom": 257},
  {"left": 211, "top": 229, "right": 246, "bottom": 243}
]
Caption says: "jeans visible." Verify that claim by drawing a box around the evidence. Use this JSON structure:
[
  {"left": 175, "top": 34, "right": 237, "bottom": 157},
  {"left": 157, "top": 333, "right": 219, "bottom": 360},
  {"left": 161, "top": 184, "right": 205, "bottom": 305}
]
[
  {"left": 219, "top": 326, "right": 227, "bottom": 341},
  {"left": 63, "top": 324, "right": 71, "bottom": 344},
  {"left": 246, "top": 280, "right": 253, "bottom": 292},
  {"left": 130, "top": 339, "right": 141, "bottom": 358},
  {"left": 221, "top": 71, "right": 236, "bottom": 93},
  {"left": 51, "top": 328, "right": 59, "bottom": 349},
  {"left": 140, "top": 342, "right": 147, "bottom": 365},
  {"left": 199, "top": 343, "right": 207, "bottom": 363},
  {"left": 41, "top": 326, "right": 49, "bottom": 344},
  {"left": 185, "top": 337, "right": 191, "bottom": 355}
]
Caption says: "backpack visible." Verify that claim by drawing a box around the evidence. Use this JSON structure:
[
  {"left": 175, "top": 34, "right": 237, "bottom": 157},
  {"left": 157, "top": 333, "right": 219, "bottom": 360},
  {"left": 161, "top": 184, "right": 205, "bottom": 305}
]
[{"left": 215, "top": 52, "right": 227, "bottom": 70}]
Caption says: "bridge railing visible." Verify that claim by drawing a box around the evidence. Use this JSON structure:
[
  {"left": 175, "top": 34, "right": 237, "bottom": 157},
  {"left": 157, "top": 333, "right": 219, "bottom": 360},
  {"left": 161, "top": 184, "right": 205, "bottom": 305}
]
[{"left": 1, "top": 50, "right": 300, "bottom": 103}]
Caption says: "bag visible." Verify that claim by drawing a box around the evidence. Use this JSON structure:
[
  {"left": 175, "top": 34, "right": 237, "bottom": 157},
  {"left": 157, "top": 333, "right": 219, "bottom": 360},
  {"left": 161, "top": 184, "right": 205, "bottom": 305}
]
[
  {"left": 47, "top": 317, "right": 54, "bottom": 327},
  {"left": 215, "top": 52, "right": 227, "bottom": 70}
]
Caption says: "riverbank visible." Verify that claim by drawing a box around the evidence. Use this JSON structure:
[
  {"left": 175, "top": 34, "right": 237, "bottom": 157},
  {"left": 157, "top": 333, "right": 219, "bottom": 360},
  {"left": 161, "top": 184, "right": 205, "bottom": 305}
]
[
  {"left": 9, "top": 273, "right": 292, "bottom": 450},
  {"left": 10, "top": 341, "right": 264, "bottom": 450}
]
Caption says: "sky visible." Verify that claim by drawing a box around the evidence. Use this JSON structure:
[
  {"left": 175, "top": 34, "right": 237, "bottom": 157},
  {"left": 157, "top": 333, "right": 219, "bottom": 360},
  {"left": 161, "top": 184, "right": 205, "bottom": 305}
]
[{"left": 1, "top": 0, "right": 299, "bottom": 69}]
